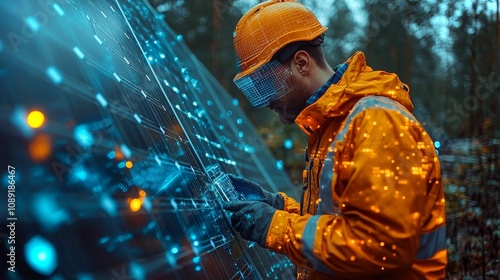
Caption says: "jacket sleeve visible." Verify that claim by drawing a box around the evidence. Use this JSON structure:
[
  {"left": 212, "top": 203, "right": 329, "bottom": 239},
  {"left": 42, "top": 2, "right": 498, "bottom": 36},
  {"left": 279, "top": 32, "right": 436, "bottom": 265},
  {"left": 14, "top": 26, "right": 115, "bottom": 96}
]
[
  {"left": 265, "top": 108, "right": 439, "bottom": 276},
  {"left": 279, "top": 192, "right": 300, "bottom": 214}
]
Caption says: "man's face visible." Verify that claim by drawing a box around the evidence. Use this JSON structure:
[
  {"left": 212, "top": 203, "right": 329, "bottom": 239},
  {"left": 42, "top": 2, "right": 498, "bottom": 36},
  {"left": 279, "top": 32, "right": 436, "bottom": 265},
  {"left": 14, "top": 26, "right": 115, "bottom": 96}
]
[{"left": 268, "top": 73, "right": 310, "bottom": 125}]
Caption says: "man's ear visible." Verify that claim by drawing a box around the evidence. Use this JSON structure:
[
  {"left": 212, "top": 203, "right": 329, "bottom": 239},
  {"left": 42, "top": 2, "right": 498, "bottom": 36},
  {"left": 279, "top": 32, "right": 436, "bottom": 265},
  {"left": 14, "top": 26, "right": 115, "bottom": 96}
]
[{"left": 292, "top": 50, "right": 311, "bottom": 76}]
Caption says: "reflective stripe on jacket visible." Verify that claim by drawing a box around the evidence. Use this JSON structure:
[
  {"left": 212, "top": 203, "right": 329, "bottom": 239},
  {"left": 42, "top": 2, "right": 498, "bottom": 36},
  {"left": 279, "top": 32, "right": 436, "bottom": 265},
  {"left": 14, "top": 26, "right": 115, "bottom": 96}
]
[{"left": 267, "top": 52, "right": 447, "bottom": 279}]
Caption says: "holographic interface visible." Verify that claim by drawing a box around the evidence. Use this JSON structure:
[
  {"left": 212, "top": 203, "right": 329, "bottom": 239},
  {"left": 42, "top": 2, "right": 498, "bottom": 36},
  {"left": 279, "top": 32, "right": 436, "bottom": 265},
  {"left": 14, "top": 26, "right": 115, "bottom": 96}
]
[{"left": 0, "top": 0, "right": 298, "bottom": 279}]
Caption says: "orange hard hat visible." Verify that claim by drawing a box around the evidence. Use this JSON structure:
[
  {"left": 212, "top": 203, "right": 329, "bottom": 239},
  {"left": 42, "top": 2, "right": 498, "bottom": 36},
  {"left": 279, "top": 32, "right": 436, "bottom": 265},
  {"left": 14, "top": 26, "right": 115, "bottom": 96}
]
[{"left": 233, "top": 0, "right": 328, "bottom": 81}]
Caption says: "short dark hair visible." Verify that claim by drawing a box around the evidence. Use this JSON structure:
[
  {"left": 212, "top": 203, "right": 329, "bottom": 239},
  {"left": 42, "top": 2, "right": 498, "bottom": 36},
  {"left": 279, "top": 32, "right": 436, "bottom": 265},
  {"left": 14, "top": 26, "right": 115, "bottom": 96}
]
[{"left": 271, "top": 34, "right": 328, "bottom": 69}]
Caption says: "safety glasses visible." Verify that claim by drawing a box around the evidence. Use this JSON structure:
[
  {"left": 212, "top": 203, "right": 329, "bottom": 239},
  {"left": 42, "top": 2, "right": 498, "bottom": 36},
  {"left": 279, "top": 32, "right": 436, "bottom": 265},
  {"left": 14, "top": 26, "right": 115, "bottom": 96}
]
[{"left": 233, "top": 59, "right": 297, "bottom": 108}]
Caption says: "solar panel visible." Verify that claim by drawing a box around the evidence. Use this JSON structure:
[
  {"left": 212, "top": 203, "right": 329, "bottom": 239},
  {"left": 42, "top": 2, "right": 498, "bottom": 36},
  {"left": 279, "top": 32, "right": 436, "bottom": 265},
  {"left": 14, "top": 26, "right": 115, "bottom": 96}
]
[{"left": 0, "top": 0, "right": 298, "bottom": 278}]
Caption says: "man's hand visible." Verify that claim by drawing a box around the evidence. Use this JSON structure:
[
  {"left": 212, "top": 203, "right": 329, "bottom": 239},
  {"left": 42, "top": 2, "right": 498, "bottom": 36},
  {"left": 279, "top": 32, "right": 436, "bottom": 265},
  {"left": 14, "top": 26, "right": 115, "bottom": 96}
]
[
  {"left": 228, "top": 174, "right": 284, "bottom": 210},
  {"left": 223, "top": 201, "right": 276, "bottom": 247}
]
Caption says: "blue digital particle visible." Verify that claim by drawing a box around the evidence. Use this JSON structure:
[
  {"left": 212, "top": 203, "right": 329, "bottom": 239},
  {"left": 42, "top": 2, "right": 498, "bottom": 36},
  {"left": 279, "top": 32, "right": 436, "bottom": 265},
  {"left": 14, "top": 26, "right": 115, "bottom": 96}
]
[
  {"left": 130, "top": 262, "right": 145, "bottom": 280},
  {"left": 52, "top": 3, "right": 65, "bottom": 16},
  {"left": 73, "top": 46, "right": 85, "bottom": 60},
  {"left": 120, "top": 144, "right": 132, "bottom": 158},
  {"left": 26, "top": 16, "right": 40, "bottom": 32},
  {"left": 113, "top": 72, "right": 121, "bottom": 82},
  {"left": 237, "top": 118, "right": 243, "bottom": 124},
  {"left": 100, "top": 195, "right": 117, "bottom": 216},
  {"left": 238, "top": 131, "right": 244, "bottom": 138},
  {"left": 232, "top": 98, "right": 239, "bottom": 106},
  {"left": 46, "top": 66, "right": 63, "bottom": 84},
  {"left": 72, "top": 166, "right": 88, "bottom": 181},
  {"left": 107, "top": 150, "right": 116, "bottom": 159},
  {"left": 24, "top": 235, "right": 58, "bottom": 276},
  {"left": 74, "top": 125, "right": 94, "bottom": 149},
  {"left": 171, "top": 247, "right": 179, "bottom": 254},
  {"left": 176, "top": 34, "right": 183, "bottom": 41},
  {"left": 283, "top": 138, "right": 293, "bottom": 149},
  {"left": 134, "top": 113, "right": 142, "bottom": 124},
  {"left": 276, "top": 160, "right": 284, "bottom": 170},
  {"left": 93, "top": 35, "right": 103, "bottom": 45},
  {"left": 96, "top": 93, "right": 108, "bottom": 107},
  {"left": 195, "top": 265, "right": 202, "bottom": 272},
  {"left": 193, "top": 256, "right": 200, "bottom": 264},
  {"left": 33, "top": 193, "right": 70, "bottom": 231},
  {"left": 434, "top": 141, "right": 441, "bottom": 149}
]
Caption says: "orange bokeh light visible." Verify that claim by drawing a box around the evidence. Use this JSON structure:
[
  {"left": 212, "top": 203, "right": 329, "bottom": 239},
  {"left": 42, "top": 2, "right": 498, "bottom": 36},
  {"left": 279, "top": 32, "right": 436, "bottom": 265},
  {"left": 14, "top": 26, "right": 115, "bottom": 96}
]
[
  {"left": 125, "top": 161, "right": 133, "bottom": 169},
  {"left": 29, "top": 133, "right": 52, "bottom": 161},
  {"left": 130, "top": 198, "right": 142, "bottom": 212}
]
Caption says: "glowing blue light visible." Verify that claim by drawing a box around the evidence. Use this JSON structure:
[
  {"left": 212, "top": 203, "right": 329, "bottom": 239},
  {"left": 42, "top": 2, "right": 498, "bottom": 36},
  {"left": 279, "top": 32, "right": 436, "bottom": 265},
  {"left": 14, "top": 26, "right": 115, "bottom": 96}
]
[
  {"left": 93, "top": 35, "right": 103, "bottom": 45},
  {"left": 171, "top": 247, "right": 179, "bottom": 254},
  {"left": 434, "top": 141, "right": 441, "bottom": 149},
  {"left": 26, "top": 17, "right": 40, "bottom": 32},
  {"left": 130, "top": 262, "right": 145, "bottom": 280},
  {"left": 107, "top": 150, "right": 116, "bottom": 159},
  {"left": 74, "top": 125, "right": 94, "bottom": 149},
  {"left": 148, "top": 56, "right": 153, "bottom": 61},
  {"left": 195, "top": 265, "right": 202, "bottom": 272},
  {"left": 160, "top": 53, "right": 166, "bottom": 58},
  {"left": 24, "top": 235, "right": 58, "bottom": 276},
  {"left": 219, "top": 125, "right": 224, "bottom": 130},
  {"left": 193, "top": 241, "right": 199, "bottom": 246},
  {"left": 46, "top": 66, "right": 63, "bottom": 84},
  {"left": 134, "top": 113, "right": 141, "bottom": 124},
  {"left": 238, "top": 131, "right": 244, "bottom": 138},
  {"left": 193, "top": 256, "right": 200, "bottom": 264},
  {"left": 96, "top": 93, "right": 108, "bottom": 107},
  {"left": 100, "top": 195, "right": 117, "bottom": 216},
  {"left": 33, "top": 193, "right": 70, "bottom": 230},
  {"left": 53, "top": 3, "right": 65, "bottom": 16},
  {"left": 73, "top": 46, "right": 85, "bottom": 60},
  {"left": 120, "top": 144, "right": 132, "bottom": 158},
  {"left": 237, "top": 118, "right": 243, "bottom": 124},
  {"left": 72, "top": 166, "right": 88, "bottom": 181},
  {"left": 276, "top": 160, "right": 284, "bottom": 170},
  {"left": 113, "top": 72, "right": 121, "bottom": 82},
  {"left": 232, "top": 98, "right": 239, "bottom": 106},
  {"left": 283, "top": 138, "right": 293, "bottom": 149},
  {"left": 190, "top": 234, "right": 196, "bottom": 240},
  {"left": 117, "top": 161, "right": 126, "bottom": 168},
  {"left": 176, "top": 35, "right": 183, "bottom": 41}
]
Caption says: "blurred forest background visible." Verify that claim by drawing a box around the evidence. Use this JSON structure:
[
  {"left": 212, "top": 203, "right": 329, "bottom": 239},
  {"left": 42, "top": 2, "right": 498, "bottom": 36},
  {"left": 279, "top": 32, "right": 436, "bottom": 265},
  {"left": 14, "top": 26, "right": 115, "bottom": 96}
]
[{"left": 148, "top": 0, "right": 499, "bottom": 278}]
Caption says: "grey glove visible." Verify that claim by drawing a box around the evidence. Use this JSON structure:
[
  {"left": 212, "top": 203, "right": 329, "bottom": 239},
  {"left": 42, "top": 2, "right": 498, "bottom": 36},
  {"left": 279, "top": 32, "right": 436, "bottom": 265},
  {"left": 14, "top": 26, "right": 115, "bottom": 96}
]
[
  {"left": 223, "top": 201, "right": 275, "bottom": 247},
  {"left": 228, "top": 174, "right": 284, "bottom": 210}
]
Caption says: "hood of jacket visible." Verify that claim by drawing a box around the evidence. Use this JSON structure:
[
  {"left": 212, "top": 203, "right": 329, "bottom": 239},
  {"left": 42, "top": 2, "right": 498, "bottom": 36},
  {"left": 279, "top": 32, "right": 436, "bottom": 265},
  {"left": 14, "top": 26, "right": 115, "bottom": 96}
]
[{"left": 295, "top": 51, "right": 414, "bottom": 135}]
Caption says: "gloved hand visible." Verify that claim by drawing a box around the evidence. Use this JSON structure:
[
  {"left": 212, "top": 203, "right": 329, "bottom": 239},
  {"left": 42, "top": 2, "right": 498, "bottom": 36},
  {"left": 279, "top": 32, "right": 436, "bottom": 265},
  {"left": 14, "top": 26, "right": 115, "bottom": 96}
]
[
  {"left": 223, "top": 201, "right": 276, "bottom": 247},
  {"left": 228, "top": 174, "right": 284, "bottom": 210}
]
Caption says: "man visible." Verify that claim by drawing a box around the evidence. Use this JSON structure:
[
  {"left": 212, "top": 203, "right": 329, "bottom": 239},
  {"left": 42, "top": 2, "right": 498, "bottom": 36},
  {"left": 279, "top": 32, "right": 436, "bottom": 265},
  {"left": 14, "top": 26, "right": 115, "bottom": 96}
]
[{"left": 223, "top": 1, "right": 447, "bottom": 279}]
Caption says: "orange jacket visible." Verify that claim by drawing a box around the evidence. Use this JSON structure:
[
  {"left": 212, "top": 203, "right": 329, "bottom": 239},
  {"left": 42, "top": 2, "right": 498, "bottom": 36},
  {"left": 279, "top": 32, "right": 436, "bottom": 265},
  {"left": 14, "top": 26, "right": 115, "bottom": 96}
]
[{"left": 265, "top": 52, "right": 447, "bottom": 279}]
